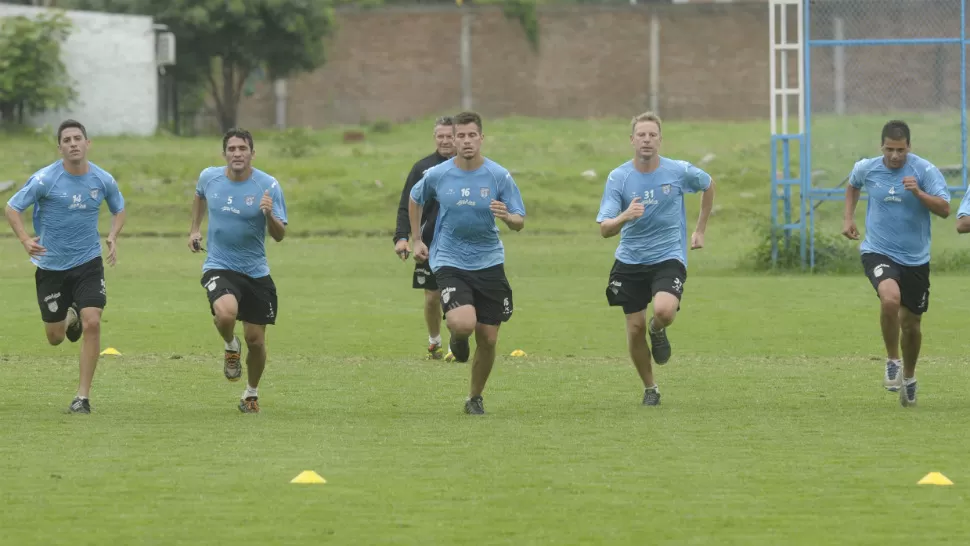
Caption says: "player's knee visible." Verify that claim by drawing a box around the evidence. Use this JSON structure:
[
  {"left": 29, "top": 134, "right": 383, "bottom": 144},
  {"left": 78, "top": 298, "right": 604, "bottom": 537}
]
[
  {"left": 45, "top": 329, "right": 65, "bottom": 345},
  {"left": 877, "top": 281, "right": 901, "bottom": 308},
  {"left": 424, "top": 291, "right": 441, "bottom": 308},
  {"left": 213, "top": 306, "right": 236, "bottom": 325},
  {"left": 447, "top": 317, "right": 475, "bottom": 338},
  {"left": 626, "top": 315, "right": 648, "bottom": 339},
  {"left": 475, "top": 327, "right": 499, "bottom": 348},
  {"left": 81, "top": 313, "right": 101, "bottom": 336},
  {"left": 901, "top": 315, "right": 922, "bottom": 335},
  {"left": 653, "top": 306, "right": 677, "bottom": 327},
  {"left": 244, "top": 331, "right": 265, "bottom": 348},
  {"left": 213, "top": 296, "right": 238, "bottom": 322}
]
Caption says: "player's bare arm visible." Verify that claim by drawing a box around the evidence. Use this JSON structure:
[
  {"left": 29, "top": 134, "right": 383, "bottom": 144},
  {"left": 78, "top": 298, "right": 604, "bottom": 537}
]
[
  {"left": 842, "top": 185, "right": 861, "bottom": 240},
  {"left": 105, "top": 209, "right": 127, "bottom": 267},
  {"left": 903, "top": 176, "right": 950, "bottom": 218},
  {"left": 599, "top": 197, "right": 644, "bottom": 238},
  {"left": 260, "top": 191, "right": 286, "bottom": 242},
  {"left": 188, "top": 193, "right": 206, "bottom": 252},
  {"left": 691, "top": 178, "right": 716, "bottom": 250},
  {"left": 409, "top": 197, "right": 428, "bottom": 261},
  {"left": 489, "top": 200, "right": 524, "bottom": 231},
  {"left": 4, "top": 204, "right": 46, "bottom": 257}
]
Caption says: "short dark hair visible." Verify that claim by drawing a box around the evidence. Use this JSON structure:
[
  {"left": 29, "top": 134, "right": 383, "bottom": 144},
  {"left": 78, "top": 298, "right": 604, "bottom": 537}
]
[
  {"left": 57, "top": 119, "right": 87, "bottom": 143},
  {"left": 881, "top": 120, "right": 910, "bottom": 145},
  {"left": 453, "top": 111, "right": 483, "bottom": 133},
  {"left": 222, "top": 128, "right": 255, "bottom": 152}
]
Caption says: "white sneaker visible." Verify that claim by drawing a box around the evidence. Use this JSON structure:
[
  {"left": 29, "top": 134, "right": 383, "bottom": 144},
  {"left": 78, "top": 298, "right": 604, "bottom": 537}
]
[
  {"left": 883, "top": 359, "right": 902, "bottom": 392},
  {"left": 899, "top": 378, "right": 918, "bottom": 408}
]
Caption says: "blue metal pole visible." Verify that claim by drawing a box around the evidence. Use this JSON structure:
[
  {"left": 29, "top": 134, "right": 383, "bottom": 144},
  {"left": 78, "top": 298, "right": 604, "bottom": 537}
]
[
  {"left": 771, "top": 136, "right": 779, "bottom": 266},
  {"left": 811, "top": 38, "right": 962, "bottom": 46},
  {"left": 784, "top": 139, "right": 792, "bottom": 254}
]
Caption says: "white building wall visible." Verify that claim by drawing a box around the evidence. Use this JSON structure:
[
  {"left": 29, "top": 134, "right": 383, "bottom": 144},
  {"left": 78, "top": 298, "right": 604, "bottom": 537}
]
[{"left": 0, "top": 5, "right": 158, "bottom": 137}]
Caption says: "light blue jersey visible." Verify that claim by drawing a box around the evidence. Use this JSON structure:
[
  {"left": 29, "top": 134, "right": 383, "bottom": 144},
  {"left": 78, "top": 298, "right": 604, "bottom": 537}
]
[
  {"left": 196, "top": 167, "right": 288, "bottom": 278},
  {"left": 849, "top": 154, "right": 950, "bottom": 266},
  {"left": 957, "top": 188, "right": 970, "bottom": 219},
  {"left": 410, "top": 157, "right": 526, "bottom": 272},
  {"left": 596, "top": 158, "right": 712, "bottom": 267},
  {"left": 6, "top": 160, "right": 124, "bottom": 271}
]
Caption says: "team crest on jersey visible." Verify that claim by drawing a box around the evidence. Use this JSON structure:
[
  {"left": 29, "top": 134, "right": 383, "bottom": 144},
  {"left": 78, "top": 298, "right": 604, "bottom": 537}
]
[
  {"left": 90, "top": 189, "right": 99, "bottom": 199},
  {"left": 662, "top": 184, "right": 671, "bottom": 195},
  {"left": 480, "top": 187, "right": 490, "bottom": 198},
  {"left": 245, "top": 195, "right": 256, "bottom": 206}
]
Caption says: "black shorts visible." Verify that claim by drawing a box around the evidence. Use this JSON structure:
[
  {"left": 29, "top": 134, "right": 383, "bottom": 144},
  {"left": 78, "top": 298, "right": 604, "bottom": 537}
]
[
  {"left": 861, "top": 252, "right": 930, "bottom": 314},
  {"left": 201, "top": 269, "right": 278, "bottom": 325},
  {"left": 412, "top": 261, "right": 438, "bottom": 290},
  {"left": 435, "top": 264, "right": 513, "bottom": 326},
  {"left": 605, "top": 258, "right": 687, "bottom": 315},
  {"left": 35, "top": 256, "right": 106, "bottom": 323}
]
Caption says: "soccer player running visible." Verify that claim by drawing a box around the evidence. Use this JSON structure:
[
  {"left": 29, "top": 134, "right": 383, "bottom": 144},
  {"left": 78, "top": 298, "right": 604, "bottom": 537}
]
[
  {"left": 408, "top": 111, "right": 526, "bottom": 415},
  {"left": 842, "top": 120, "right": 950, "bottom": 408},
  {"left": 393, "top": 116, "right": 456, "bottom": 360},
  {"left": 596, "top": 112, "right": 715, "bottom": 407},
  {"left": 188, "top": 129, "right": 288, "bottom": 414},
  {"left": 4, "top": 119, "right": 127, "bottom": 414}
]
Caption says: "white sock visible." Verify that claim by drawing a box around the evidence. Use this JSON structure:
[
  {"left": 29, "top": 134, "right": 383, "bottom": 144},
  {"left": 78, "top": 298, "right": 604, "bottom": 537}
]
[
  {"left": 430, "top": 335, "right": 442, "bottom": 345},
  {"left": 904, "top": 376, "right": 917, "bottom": 385},
  {"left": 888, "top": 358, "right": 901, "bottom": 364},
  {"left": 649, "top": 318, "right": 661, "bottom": 334},
  {"left": 225, "top": 336, "right": 240, "bottom": 352},
  {"left": 243, "top": 385, "right": 258, "bottom": 399}
]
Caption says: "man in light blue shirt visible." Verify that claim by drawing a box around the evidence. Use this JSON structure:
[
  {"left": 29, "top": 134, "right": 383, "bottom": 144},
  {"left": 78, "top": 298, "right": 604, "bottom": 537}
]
[
  {"left": 4, "top": 119, "right": 127, "bottom": 414},
  {"left": 842, "top": 119, "right": 951, "bottom": 408},
  {"left": 596, "top": 112, "right": 715, "bottom": 407},
  {"left": 409, "top": 111, "right": 526, "bottom": 415},
  {"left": 188, "top": 129, "right": 288, "bottom": 414}
]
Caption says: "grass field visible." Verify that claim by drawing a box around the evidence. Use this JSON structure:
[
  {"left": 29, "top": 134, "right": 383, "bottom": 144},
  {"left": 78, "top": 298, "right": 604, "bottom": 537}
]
[{"left": 3, "top": 116, "right": 970, "bottom": 544}]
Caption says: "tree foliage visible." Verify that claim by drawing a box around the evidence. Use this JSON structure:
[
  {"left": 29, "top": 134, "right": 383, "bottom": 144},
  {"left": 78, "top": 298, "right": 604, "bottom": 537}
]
[
  {"left": 145, "top": 0, "right": 334, "bottom": 132},
  {"left": 0, "top": 12, "right": 76, "bottom": 127},
  {"left": 61, "top": 0, "right": 334, "bottom": 133}
]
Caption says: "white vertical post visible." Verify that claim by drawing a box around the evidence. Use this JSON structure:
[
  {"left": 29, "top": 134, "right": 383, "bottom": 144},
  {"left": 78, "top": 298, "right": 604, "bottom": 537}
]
[
  {"left": 834, "top": 16, "right": 845, "bottom": 115},
  {"left": 769, "top": 1, "right": 777, "bottom": 135},
  {"left": 780, "top": 1, "right": 788, "bottom": 134},
  {"left": 649, "top": 13, "right": 659, "bottom": 113},
  {"left": 797, "top": 0, "right": 804, "bottom": 134},
  {"left": 274, "top": 79, "right": 287, "bottom": 130},
  {"left": 769, "top": 0, "right": 805, "bottom": 136},
  {"left": 461, "top": 11, "right": 472, "bottom": 110}
]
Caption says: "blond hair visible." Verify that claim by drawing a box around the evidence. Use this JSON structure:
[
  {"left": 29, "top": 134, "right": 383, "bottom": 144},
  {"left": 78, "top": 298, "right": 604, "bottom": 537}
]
[{"left": 631, "top": 112, "right": 662, "bottom": 135}]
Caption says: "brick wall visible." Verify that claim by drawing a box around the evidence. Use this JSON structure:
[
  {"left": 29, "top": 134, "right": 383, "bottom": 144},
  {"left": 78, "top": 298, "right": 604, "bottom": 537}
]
[{"left": 232, "top": 1, "right": 965, "bottom": 129}]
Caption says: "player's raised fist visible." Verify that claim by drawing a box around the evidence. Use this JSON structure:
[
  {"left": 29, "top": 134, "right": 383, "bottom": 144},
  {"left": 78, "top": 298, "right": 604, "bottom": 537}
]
[
  {"left": 903, "top": 176, "right": 920, "bottom": 194},
  {"left": 260, "top": 190, "right": 272, "bottom": 215},
  {"left": 624, "top": 197, "right": 645, "bottom": 220}
]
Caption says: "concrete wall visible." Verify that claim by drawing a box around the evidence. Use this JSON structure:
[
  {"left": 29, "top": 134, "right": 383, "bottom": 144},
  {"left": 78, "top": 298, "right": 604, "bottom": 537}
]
[
  {"left": 0, "top": 4, "right": 158, "bottom": 137},
  {"left": 235, "top": 1, "right": 966, "bottom": 130}
]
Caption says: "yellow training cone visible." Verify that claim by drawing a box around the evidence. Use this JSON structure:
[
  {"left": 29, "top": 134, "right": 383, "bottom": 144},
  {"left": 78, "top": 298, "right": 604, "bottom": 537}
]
[
  {"left": 290, "top": 470, "right": 327, "bottom": 484},
  {"left": 100, "top": 347, "right": 122, "bottom": 356},
  {"left": 918, "top": 472, "right": 953, "bottom": 485},
  {"left": 510, "top": 349, "right": 526, "bottom": 357}
]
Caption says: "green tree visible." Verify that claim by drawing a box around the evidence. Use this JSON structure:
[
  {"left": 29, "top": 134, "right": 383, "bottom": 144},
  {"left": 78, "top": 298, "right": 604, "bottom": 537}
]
[
  {"left": 150, "top": 0, "right": 334, "bottom": 132},
  {"left": 0, "top": 12, "right": 76, "bottom": 127}
]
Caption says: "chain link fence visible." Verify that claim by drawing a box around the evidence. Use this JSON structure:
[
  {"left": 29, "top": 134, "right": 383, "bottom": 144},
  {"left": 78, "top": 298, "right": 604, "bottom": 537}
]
[{"left": 807, "top": 0, "right": 967, "bottom": 193}]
